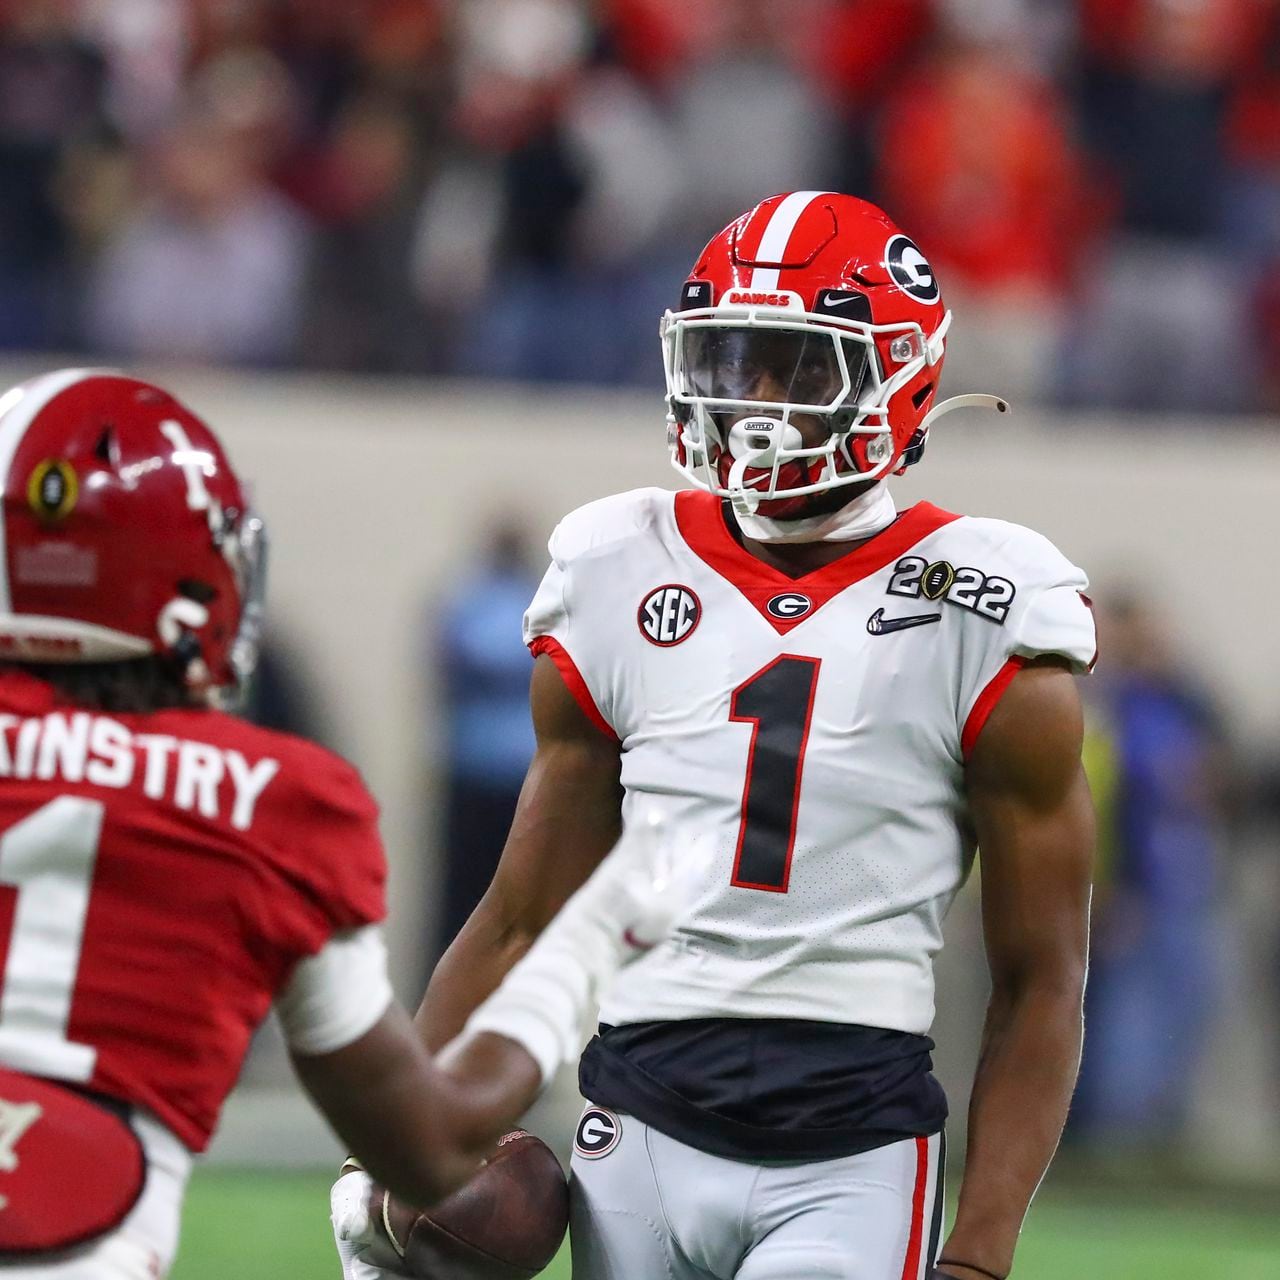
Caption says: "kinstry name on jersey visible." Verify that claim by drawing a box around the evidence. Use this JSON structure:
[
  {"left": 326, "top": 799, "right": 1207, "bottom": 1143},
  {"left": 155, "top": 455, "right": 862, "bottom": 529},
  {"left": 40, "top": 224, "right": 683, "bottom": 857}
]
[{"left": 0, "top": 711, "right": 279, "bottom": 831}]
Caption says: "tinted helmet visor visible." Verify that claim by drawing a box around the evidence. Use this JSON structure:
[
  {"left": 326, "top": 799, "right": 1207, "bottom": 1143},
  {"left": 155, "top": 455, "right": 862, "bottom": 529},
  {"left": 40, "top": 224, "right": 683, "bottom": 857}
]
[{"left": 680, "top": 325, "right": 869, "bottom": 409}]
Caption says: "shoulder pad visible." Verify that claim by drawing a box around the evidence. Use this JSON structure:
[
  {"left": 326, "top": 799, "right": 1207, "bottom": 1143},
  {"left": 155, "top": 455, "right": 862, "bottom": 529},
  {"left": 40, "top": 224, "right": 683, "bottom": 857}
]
[
  {"left": 549, "top": 488, "right": 673, "bottom": 565},
  {"left": 946, "top": 516, "right": 1082, "bottom": 585}
]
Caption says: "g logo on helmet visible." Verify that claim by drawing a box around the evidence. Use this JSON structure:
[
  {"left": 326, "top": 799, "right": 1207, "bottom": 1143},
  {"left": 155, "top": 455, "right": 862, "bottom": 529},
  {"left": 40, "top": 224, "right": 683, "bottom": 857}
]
[
  {"left": 765, "top": 592, "right": 812, "bottom": 620},
  {"left": 639, "top": 585, "right": 701, "bottom": 646},
  {"left": 884, "top": 234, "right": 940, "bottom": 304}
]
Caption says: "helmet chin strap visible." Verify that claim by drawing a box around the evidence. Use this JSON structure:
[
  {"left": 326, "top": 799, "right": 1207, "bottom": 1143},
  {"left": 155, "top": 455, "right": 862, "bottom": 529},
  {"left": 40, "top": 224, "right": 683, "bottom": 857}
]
[
  {"left": 919, "top": 392, "right": 1009, "bottom": 432},
  {"left": 721, "top": 395, "right": 1009, "bottom": 545},
  {"left": 722, "top": 411, "right": 899, "bottom": 544},
  {"left": 732, "top": 478, "right": 898, "bottom": 545}
]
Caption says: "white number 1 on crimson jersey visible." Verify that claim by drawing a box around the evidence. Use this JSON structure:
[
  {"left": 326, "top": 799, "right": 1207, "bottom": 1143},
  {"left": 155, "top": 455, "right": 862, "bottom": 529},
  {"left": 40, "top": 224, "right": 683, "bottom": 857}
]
[{"left": 0, "top": 798, "right": 102, "bottom": 1082}]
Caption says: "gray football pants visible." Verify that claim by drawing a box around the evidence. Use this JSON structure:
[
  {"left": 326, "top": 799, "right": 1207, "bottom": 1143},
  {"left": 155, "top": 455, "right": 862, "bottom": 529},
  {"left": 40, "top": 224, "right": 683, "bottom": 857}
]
[{"left": 570, "top": 1108, "right": 945, "bottom": 1280}]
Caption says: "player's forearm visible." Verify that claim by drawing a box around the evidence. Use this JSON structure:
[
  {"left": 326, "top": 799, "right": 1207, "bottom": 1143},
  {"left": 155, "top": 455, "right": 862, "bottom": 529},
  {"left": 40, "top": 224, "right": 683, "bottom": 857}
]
[
  {"left": 416, "top": 900, "right": 539, "bottom": 1051},
  {"left": 429, "top": 1030, "right": 544, "bottom": 1171},
  {"left": 943, "top": 975, "right": 1084, "bottom": 1278},
  {"left": 296, "top": 1011, "right": 539, "bottom": 1209}
]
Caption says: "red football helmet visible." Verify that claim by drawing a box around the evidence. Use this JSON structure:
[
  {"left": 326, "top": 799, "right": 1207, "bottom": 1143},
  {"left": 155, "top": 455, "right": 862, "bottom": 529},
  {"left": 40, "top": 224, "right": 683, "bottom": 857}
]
[
  {"left": 0, "top": 369, "right": 265, "bottom": 703},
  {"left": 662, "top": 191, "right": 1004, "bottom": 517}
]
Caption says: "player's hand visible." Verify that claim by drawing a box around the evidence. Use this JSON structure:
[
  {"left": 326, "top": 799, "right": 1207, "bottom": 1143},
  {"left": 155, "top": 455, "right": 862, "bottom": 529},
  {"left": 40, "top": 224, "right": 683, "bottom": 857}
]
[
  {"left": 460, "top": 810, "right": 709, "bottom": 1083},
  {"left": 593, "top": 808, "right": 686, "bottom": 952},
  {"left": 331, "top": 1169, "right": 411, "bottom": 1278},
  {"left": 584, "top": 810, "right": 705, "bottom": 957}
]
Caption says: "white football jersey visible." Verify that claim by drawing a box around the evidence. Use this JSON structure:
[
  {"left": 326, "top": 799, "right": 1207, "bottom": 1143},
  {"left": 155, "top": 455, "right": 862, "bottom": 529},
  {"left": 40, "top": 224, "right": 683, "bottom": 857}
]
[{"left": 525, "top": 488, "right": 1095, "bottom": 1036}]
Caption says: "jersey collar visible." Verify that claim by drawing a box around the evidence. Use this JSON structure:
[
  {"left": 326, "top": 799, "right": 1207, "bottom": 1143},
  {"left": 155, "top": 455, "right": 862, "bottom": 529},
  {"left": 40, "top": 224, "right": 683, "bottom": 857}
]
[
  {"left": 674, "top": 489, "right": 960, "bottom": 634},
  {"left": 0, "top": 669, "right": 58, "bottom": 711}
]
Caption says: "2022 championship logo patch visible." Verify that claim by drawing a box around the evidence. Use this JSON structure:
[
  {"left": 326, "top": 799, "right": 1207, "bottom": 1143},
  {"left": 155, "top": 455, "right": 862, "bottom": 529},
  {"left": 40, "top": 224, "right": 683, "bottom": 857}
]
[
  {"left": 574, "top": 1108, "right": 621, "bottom": 1160},
  {"left": 638, "top": 584, "right": 701, "bottom": 646},
  {"left": 887, "top": 556, "right": 1016, "bottom": 623}
]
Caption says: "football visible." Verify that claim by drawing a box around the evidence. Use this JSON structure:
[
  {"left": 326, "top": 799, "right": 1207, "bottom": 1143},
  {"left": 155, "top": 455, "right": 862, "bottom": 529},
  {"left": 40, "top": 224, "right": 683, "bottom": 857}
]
[{"left": 383, "top": 1131, "right": 569, "bottom": 1279}]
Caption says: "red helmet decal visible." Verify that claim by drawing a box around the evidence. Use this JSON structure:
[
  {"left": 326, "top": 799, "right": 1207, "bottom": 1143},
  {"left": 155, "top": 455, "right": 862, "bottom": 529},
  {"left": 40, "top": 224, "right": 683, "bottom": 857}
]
[
  {"left": 664, "top": 193, "right": 951, "bottom": 510},
  {"left": 0, "top": 370, "right": 262, "bottom": 696}
]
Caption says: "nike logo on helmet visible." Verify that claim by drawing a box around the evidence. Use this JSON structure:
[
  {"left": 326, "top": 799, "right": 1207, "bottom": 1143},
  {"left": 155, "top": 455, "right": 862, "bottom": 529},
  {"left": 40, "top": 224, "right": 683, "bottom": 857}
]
[{"left": 866, "top": 608, "right": 941, "bottom": 636}]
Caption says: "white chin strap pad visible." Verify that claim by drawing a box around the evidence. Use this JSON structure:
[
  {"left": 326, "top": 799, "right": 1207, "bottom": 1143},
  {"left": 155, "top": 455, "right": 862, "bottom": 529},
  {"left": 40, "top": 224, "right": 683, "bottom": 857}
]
[{"left": 726, "top": 416, "right": 804, "bottom": 467}]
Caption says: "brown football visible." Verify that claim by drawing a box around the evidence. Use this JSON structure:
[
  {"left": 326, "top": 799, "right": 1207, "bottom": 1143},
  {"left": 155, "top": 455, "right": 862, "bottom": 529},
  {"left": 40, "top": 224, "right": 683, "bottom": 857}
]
[{"left": 384, "top": 1131, "right": 569, "bottom": 1279}]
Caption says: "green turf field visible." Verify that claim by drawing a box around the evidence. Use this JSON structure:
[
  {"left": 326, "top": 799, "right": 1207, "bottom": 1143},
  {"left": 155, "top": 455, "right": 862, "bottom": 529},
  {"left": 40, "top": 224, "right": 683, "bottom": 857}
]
[{"left": 170, "top": 1169, "right": 1280, "bottom": 1280}]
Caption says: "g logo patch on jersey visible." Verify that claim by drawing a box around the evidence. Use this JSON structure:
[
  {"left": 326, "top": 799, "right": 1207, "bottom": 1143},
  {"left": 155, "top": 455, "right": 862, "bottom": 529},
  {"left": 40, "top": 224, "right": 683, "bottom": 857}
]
[
  {"left": 574, "top": 1107, "right": 621, "bottom": 1160},
  {"left": 765, "top": 592, "right": 812, "bottom": 620},
  {"left": 639, "top": 584, "right": 701, "bottom": 646},
  {"left": 884, "top": 234, "right": 940, "bottom": 304}
]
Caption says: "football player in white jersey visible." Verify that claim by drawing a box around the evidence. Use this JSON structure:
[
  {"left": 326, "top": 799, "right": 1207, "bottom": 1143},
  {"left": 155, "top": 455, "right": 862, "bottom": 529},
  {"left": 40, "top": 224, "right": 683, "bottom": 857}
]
[{"left": 336, "top": 193, "right": 1097, "bottom": 1280}]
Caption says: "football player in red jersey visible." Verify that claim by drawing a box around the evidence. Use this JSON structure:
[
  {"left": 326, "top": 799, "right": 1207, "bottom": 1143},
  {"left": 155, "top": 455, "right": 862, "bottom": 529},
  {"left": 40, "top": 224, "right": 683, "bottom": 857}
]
[
  {"left": 0, "top": 369, "right": 681, "bottom": 1278},
  {"left": 341, "top": 194, "right": 1097, "bottom": 1280}
]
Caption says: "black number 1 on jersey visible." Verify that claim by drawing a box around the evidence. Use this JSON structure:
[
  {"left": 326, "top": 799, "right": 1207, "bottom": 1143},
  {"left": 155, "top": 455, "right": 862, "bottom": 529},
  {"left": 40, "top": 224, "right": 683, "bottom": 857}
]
[{"left": 729, "top": 655, "right": 821, "bottom": 893}]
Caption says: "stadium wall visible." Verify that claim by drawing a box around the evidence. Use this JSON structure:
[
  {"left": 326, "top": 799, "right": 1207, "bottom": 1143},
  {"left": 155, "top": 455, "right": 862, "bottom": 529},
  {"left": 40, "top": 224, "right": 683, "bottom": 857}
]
[
  {"left": 1, "top": 361, "right": 1276, "bottom": 1176},
  {"left": 169, "top": 369, "right": 1280, "bottom": 994}
]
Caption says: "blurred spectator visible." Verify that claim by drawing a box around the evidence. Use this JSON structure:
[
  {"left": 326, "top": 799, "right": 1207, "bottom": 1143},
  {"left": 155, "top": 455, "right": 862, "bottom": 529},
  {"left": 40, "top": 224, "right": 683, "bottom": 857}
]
[
  {"left": 1222, "top": 4, "right": 1280, "bottom": 410},
  {"left": 875, "top": 33, "right": 1102, "bottom": 402},
  {"left": 85, "top": 50, "right": 310, "bottom": 365},
  {"left": 1057, "top": 236, "right": 1261, "bottom": 413},
  {"left": 1061, "top": 0, "right": 1275, "bottom": 411},
  {"left": 799, "top": 0, "right": 935, "bottom": 195},
  {"left": 1073, "top": 590, "right": 1230, "bottom": 1147},
  {"left": 0, "top": 0, "right": 107, "bottom": 346},
  {"left": 0, "top": 0, "right": 1274, "bottom": 407},
  {"left": 662, "top": 1, "right": 839, "bottom": 233},
  {"left": 411, "top": 0, "right": 686, "bottom": 384},
  {"left": 299, "top": 90, "right": 430, "bottom": 371},
  {"left": 77, "top": 0, "right": 189, "bottom": 141},
  {"left": 1076, "top": 0, "right": 1267, "bottom": 240},
  {"left": 429, "top": 519, "right": 541, "bottom": 958}
]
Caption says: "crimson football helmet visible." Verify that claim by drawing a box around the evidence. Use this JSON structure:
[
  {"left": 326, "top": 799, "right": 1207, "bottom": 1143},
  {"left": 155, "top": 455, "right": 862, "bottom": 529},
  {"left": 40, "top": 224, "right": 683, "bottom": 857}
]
[
  {"left": 662, "top": 191, "right": 1004, "bottom": 517},
  {"left": 0, "top": 369, "right": 265, "bottom": 703}
]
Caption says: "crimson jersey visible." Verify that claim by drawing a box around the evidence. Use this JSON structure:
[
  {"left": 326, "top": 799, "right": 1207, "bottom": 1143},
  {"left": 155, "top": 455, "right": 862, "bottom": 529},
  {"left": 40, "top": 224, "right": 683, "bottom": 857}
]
[{"left": 0, "top": 671, "right": 386, "bottom": 1152}]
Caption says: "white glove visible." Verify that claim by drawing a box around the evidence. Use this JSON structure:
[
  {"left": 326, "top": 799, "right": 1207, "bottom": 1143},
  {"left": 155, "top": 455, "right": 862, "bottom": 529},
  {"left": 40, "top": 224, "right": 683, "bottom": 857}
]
[
  {"left": 331, "top": 1169, "right": 409, "bottom": 1279},
  {"left": 459, "top": 812, "right": 697, "bottom": 1085}
]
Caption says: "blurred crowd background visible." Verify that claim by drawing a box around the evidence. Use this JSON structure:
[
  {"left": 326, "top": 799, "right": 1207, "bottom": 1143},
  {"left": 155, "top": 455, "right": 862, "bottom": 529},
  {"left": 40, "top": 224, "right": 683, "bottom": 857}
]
[
  {"left": 4, "top": 0, "right": 1280, "bottom": 407},
  {"left": 3, "top": 0, "right": 1279, "bottom": 1187}
]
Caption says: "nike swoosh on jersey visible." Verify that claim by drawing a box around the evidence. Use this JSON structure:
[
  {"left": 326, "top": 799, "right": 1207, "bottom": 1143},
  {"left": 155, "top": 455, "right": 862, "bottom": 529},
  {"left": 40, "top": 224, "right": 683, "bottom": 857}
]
[{"left": 866, "top": 608, "right": 941, "bottom": 635}]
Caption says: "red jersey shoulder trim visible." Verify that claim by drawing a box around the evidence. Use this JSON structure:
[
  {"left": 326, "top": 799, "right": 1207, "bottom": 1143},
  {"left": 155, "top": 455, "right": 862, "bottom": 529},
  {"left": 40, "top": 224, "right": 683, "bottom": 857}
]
[
  {"left": 961, "top": 656, "right": 1026, "bottom": 760},
  {"left": 1079, "top": 591, "right": 1100, "bottom": 672},
  {"left": 673, "top": 489, "right": 961, "bottom": 634},
  {"left": 529, "top": 636, "right": 619, "bottom": 743}
]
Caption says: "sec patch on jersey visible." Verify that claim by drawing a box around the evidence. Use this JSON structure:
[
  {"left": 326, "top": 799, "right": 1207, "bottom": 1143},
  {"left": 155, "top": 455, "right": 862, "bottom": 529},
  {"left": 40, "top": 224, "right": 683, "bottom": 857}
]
[{"left": 638, "top": 584, "right": 701, "bottom": 646}]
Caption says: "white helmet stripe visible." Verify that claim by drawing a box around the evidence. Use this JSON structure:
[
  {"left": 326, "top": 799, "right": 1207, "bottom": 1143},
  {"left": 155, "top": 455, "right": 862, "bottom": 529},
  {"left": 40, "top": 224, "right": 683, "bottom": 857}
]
[
  {"left": 0, "top": 368, "right": 114, "bottom": 613},
  {"left": 748, "top": 191, "right": 833, "bottom": 290}
]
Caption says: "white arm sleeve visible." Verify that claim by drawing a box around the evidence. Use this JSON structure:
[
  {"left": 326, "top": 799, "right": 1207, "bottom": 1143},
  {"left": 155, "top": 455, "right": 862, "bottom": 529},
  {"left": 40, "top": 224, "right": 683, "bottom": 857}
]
[
  {"left": 275, "top": 926, "right": 394, "bottom": 1057},
  {"left": 461, "top": 817, "right": 685, "bottom": 1085}
]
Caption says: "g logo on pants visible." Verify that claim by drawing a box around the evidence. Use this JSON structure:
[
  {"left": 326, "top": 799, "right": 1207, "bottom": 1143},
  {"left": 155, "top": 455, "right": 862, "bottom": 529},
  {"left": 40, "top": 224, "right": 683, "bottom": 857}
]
[{"left": 574, "top": 1107, "right": 621, "bottom": 1160}]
